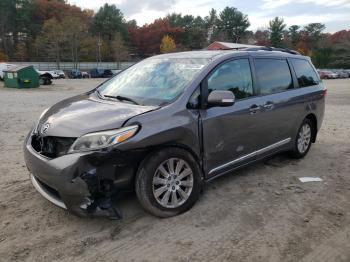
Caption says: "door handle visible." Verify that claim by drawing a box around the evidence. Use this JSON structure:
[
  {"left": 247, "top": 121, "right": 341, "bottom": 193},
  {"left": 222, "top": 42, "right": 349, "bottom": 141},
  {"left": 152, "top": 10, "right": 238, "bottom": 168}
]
[
  {"left": 263, "top": 101, "right": 274, "bottom": 110},
  {"left": 249, "top": 104, "right": 261, "bottom": 114}
]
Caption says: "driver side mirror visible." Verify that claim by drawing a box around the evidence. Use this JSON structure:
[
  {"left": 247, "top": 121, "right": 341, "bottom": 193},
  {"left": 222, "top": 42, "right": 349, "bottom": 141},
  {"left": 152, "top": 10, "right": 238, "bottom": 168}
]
[{"left": 207, "top": 90, "right": 235, "bottom": 107}]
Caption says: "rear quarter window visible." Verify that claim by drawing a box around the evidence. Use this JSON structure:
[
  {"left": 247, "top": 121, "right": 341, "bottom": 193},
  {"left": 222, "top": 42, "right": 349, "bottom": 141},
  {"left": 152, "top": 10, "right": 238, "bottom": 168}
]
[
  {"left": 254, "top": 58, "right": 293, "bottom": 95},
  {"left": 291, "top": 59, "right": 319, "bottom": 87}
]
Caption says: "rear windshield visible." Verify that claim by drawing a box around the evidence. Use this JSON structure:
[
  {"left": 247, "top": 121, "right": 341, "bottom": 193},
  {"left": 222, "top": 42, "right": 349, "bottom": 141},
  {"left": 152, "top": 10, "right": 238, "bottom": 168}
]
[{"left": 98, "top": 58, "right": 209, "bottom": 106}]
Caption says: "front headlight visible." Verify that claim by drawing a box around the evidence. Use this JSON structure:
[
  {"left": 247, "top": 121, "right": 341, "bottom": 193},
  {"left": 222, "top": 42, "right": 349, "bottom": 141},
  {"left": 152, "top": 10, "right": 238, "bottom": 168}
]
[
  {"left": 34, "top": 107, "right": 50, "bottom": 133},
  {"left": 68, "top": 125, "right": 139, "bottom": 153}
]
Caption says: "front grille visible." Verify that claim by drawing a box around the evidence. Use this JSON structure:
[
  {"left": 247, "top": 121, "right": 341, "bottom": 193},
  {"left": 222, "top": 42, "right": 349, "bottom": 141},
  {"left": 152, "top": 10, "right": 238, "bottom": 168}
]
[{"left": 31, "top": 134, "right": 76, "bottom": 158}]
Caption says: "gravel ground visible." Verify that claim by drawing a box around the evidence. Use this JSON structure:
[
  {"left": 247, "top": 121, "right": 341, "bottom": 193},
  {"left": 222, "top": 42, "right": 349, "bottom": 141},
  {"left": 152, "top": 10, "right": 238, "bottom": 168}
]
[{"left": 0, "top": 78, "right": 349, "bottom": 262}]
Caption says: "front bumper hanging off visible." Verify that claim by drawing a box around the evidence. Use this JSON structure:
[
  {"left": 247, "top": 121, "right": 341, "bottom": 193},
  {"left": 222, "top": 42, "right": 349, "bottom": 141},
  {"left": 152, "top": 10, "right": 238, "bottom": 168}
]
[
  {"left": 30, "top": 174, "right": 67, "bottom": 209},
  {"left": 23, "top": 131, "right": 138, "bottom": 219}
]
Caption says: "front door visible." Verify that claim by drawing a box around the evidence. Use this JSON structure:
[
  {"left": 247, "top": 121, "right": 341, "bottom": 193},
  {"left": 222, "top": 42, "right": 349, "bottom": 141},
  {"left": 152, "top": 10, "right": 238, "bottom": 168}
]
[{"left": 200, "top": 58, "right": 261, "bottom": 178}]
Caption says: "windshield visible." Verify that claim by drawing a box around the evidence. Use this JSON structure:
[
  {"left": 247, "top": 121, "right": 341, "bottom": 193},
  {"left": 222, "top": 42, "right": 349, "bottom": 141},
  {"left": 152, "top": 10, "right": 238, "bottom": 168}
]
[{"left": 97, "top": 58, "right": 209, "bottom": 106}]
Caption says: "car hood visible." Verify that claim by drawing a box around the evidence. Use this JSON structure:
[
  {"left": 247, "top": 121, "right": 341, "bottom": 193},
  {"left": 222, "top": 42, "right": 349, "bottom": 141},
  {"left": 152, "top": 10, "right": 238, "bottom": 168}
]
[{"left": 38, "top": 93, "right": 159, "bottom": 137}]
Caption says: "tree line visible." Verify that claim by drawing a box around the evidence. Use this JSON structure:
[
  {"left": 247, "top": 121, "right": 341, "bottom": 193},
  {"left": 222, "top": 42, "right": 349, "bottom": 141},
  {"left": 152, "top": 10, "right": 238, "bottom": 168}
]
[{"left": 0, "top": 0, "right": 349, "bottom": 68}]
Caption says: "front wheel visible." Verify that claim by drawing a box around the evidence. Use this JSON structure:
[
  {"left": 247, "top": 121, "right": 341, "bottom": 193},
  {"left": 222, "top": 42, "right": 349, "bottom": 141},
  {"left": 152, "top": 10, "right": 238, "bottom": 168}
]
[
  {"left": 290, "top": 118, "right": 313, "bottom": 159},
  {"left": 136, "top": 148, "right": 202, "bottom": 218}
]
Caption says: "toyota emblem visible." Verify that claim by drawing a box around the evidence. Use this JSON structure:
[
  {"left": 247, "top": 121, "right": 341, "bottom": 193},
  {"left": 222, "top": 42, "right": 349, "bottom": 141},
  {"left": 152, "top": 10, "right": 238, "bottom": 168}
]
[{"left": 41, "top": 123, "right": 50, "bottom": 134}]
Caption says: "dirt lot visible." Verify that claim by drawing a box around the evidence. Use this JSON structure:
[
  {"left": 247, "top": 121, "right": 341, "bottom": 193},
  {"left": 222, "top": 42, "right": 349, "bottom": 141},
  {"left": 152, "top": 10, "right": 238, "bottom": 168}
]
[{"left": 0, "top": 78, "right": 349, "bottom": 262}]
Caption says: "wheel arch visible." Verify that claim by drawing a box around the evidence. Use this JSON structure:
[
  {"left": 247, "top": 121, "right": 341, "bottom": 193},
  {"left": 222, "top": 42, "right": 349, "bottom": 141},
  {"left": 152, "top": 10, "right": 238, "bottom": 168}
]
[
  {"left": 145, "top": 143, "right": 201, "bottom": 166},
  {"left": 305, "top": 113, "right": 318, "bottom": 143},
  {"left": 136, "top": 143, "right": 203, "bottom": 180}
]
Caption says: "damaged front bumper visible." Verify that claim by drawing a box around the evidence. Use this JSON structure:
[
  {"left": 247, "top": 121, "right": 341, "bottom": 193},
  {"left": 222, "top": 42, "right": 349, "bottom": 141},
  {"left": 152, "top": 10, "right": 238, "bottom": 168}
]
[{"left": 23, "top": 131, "right": 141, "bottom": 219}]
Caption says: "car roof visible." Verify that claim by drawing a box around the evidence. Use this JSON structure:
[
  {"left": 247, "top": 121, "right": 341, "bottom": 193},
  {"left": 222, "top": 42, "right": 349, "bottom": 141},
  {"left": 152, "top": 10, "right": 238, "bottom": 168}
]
[
  {"left": 151, "top": 50, "right": 307, "bottom": 61},
  {"left": 152, "top": 50, "right": 227, "bottom": 59}
]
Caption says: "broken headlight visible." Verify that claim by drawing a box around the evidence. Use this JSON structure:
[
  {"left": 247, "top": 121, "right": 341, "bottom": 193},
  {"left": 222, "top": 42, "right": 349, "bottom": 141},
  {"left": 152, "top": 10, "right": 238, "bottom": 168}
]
[
  {"left": 68, "top": 125, "right": 139, "bottom": 153},
  {"left": 34, "top": 107, "right": 50, "bottom": 134}
]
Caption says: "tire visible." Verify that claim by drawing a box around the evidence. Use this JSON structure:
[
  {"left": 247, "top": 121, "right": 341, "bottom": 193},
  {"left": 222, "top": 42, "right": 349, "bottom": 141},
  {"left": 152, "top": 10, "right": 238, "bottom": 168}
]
[
  {"left": 135, "top": 147, "right": 202, "bottom": 218},
  {"left": 289, "top": 118, "right": 314, "bottom": 159}
]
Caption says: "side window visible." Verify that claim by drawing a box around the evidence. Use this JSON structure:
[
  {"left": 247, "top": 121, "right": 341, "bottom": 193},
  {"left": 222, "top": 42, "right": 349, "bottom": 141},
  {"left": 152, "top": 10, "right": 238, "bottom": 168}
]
[
  {"left": 291, "top": 59, "right": 319, "bottom": 87},
  {"left": 254, "top": 58, "right": 293, "bottom": 95},
  {"left": 207, "top": 59, "right": 253, "bottom": 100}
]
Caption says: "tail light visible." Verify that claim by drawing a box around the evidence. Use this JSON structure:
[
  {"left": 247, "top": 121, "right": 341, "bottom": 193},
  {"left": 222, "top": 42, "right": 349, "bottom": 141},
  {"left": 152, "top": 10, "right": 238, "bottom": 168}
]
[{"left": 323, "top": 89, "right": 327, "bottom": 97}]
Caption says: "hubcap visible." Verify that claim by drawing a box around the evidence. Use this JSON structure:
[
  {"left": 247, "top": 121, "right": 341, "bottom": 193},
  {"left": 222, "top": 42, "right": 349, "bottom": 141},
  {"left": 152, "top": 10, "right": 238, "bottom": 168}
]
[
  {"left": 297, "top": 123, "right": 311, "bottom": 154},
  {"left": 152, "top": 158, "right": 194, "bottom": 208}
]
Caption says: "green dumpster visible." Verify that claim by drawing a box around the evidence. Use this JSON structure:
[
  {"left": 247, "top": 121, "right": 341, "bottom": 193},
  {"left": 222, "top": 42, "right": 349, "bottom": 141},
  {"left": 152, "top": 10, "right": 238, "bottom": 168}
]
[{"left": 3, "top": 65, "right": 40, "bottom": 88}]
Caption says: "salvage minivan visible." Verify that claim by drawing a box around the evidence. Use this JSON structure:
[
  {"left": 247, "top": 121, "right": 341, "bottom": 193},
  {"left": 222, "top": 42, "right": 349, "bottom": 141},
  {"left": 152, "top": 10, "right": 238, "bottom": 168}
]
[{"left": 24, "top": 49, "right": 326, "bottom": 218}]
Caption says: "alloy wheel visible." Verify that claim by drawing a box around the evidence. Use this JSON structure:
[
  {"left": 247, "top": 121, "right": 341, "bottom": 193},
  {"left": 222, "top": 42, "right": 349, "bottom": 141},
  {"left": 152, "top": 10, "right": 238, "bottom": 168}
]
[
  {"left": 152, "top": 158, "right": 194, "bottom": 208},
  {"left": 297, "top": 123, "right": 311, "bottom": 154}
]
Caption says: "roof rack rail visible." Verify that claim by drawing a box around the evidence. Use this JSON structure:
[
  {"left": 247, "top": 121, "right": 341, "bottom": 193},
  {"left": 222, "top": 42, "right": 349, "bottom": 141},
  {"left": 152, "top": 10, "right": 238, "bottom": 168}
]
[
  {"left": 206, "top": 44, "right": 301, "bottom": 55},
  {"left": 242, "top": 46, "right": 301, "bottom": 55}
]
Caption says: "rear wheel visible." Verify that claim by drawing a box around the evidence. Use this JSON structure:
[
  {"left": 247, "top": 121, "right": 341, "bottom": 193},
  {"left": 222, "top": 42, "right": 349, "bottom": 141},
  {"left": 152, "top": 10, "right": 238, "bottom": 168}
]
[
  {"left": 290, "top": 118, "right": 313, "bottom": 158},
  {"left": 135, "top": 148, "right": 201, "bottom": 218}
]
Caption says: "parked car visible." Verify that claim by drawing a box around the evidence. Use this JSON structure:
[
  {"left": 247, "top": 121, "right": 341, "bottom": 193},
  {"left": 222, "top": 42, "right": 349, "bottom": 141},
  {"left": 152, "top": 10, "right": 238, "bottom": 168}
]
[
  {"left": 89, "top": 68, "right": 114, "bottom": 78},
  {"left": 320, "top": 70, "right": 339, "bottom": 79},
  {"left": 36, "top": 69, "right": 53, "bottom": 85},
  {"left": 334, "top": 70, "right": 348, "bottom": 78},
  {"left": 111, "top": 69, "right": 122, "bottom": 75},
  {"left": 81, "top": 71, "right": 90, "bottom": 78},
  {"left": 53, "top": 70, "right": 66, "bottom": 79},
  {"left": 68, "top": 69, "right": 82, "bottom": 79},
  {"left": 0, "top": 63, "right": 15, "bottom": 80},
  {"left": 37, "top": 70, "right": 59, "bottom": 79},
  {"left": 24, "top": 49, "right": 326, "bottom": 219}
]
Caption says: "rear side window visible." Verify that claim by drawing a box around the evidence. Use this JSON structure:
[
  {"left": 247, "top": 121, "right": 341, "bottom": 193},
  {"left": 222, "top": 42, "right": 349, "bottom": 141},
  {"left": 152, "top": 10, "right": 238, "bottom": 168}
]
[
  {"left": 254, "top": 59, "right": 293, "bottom": 95},
  {"left": 207, "top": 59, "right": 253, "bottom": 100},
  {"left": 291, "top": 59, "right": 319, "bottom": 87}
]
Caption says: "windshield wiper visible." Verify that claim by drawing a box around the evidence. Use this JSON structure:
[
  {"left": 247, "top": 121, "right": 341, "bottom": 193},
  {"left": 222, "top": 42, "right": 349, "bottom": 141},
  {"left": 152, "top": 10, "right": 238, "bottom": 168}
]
[
  {"left": 103, "top": 94, "right": 139, "bottom": 105},
  {"left": 96, "top": 89, "right": 103, "bottom": 98}
]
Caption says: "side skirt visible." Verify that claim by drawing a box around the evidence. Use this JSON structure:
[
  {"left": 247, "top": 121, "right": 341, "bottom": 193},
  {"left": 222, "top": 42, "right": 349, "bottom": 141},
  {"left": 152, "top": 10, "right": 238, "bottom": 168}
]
[{"left": 206, "top": 138, "right": 291, "bottom": 182}]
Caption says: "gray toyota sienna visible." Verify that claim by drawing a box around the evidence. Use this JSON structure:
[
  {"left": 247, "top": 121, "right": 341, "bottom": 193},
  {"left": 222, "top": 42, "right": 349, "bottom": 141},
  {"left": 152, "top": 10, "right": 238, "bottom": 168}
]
[{"left": 24, "top": 49, "right": 326, "bottom": 218}]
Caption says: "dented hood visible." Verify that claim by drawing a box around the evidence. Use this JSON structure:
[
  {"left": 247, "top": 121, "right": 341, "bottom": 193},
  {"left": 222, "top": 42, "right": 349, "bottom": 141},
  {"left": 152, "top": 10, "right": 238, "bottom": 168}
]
[{"left": 38, "top": 93, "right": 158, "bottom": 137}]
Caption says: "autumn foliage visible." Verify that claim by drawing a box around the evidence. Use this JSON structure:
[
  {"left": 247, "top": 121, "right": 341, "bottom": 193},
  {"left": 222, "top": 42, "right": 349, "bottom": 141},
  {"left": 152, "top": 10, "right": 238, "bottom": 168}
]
[
  {"left": 0, "top": 1, "right": 349, "bottom": 68},
  {"left": 160, "top": 35, "right": 176, "bottom": 53},
  {"left": 0, "top": 51, "right": 8, "bottom": 62},
  {"left": 129, "top": 19, "right": 183, "bottom": 57}
]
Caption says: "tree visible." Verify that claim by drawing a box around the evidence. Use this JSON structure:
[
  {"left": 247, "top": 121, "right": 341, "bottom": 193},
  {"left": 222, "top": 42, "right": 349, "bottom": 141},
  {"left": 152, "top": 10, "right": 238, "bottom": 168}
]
[
  {"left": 0, "top": 0, "right": 32, "bottom": 60},
  {"left": 166, "top": 13, "right": 207, "bottom": 49},
  {"left": 254, "top": 30, "right": 270, "bottom": 46},
  {"left": 35, "top": 18, "right": 65, "bottom": 67},
  {"left": 288, "top": 25, "right": 300, "bottom": 47},
  {"left": 14, "top": 42, "right": 28, "bottom": 61},
  {"left": 160, "top": 35, "right": 176, "bottom": 53},
  {"left": 295, "top": 39, "right": 310, "bottom": 56},
  {"left": 205, "top": 8, "right": 219, "bottom": 42},
  {"left": 0, "top": 50, "right": 8, "bottom": 62},
  {"left": 127, "top": 20, "right": 137, "bottom": 28},
  {"left": 91, "top": 4, "right": 128, "bottom": 41},
  {"left": 269, "top": 17, "right": 286, "bottom": 47},
  {"left": 218, "top": 7, "right": 250, "bottom": 43},
  {"left": 328, "top": 30, "right": 350, "bottom": 68},
  {"left": 31, "top": 0, "right": 91, "bottom": 35},
  {"left": 129, "top": 19, "right": 183, "bottom": 57},
  {"left": 61, "top": 16, "right": 90, "bottom": 68},
  {"left": 304, "top": 23, "right": 326, "bottom": 50},
  {"left": 112, "top": 32, "right": 129, "bottom": 68}
]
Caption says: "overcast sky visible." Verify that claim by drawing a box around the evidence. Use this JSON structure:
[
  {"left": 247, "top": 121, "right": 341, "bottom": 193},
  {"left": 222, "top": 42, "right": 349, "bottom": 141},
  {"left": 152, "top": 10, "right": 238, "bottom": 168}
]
[{"left": 68, "top": 0, "right": 350, "bottom": 32}]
